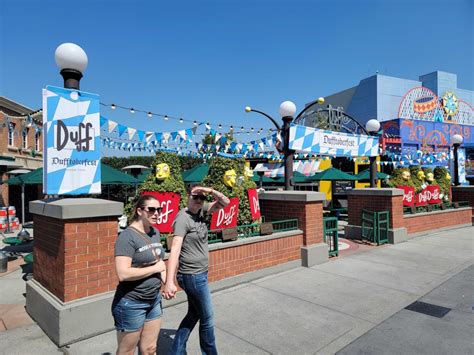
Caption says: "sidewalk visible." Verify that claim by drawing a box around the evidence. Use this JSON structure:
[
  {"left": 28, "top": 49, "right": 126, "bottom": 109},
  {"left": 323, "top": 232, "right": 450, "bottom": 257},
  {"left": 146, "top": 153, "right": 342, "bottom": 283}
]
[{"left": 0, "top": 226, "right": 472, "bottom": 354}]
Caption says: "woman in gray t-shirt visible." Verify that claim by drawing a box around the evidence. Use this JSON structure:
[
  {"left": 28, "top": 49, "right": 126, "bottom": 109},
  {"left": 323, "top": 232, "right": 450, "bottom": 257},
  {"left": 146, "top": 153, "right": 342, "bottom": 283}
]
[
  {"left": 111, "top": 195, "right": 166, "bottom": 355},
  {"left": 164, "top": 186, "right": 229, "bottom": 355}
]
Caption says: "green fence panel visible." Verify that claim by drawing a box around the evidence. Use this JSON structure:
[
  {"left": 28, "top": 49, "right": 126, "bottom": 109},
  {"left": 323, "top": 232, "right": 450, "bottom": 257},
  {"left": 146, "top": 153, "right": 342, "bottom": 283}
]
[
  {"left": 323, "top": 217, "right": 339, "bottom": 257},
  {"left": 361, "top": 209, "right": 390, "bottom": 245}
]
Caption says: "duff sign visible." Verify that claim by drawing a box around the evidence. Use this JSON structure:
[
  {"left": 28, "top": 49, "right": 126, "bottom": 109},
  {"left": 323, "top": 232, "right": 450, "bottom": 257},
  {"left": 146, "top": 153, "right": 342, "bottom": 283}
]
[
  {"left": 247, "top": 188, "right": 261, "bottom": 220},
  {"left": 142, "top": 191, "right": 180, "bottom": 233},
  {"left": 397, "top": 186, "right": 415, "bottom": 207},
  {"left": 426, "top": 185, "right": 441, "bottom": 204},
  {"left": 210, "top": 197, "right": 239, "bottom": 230}
]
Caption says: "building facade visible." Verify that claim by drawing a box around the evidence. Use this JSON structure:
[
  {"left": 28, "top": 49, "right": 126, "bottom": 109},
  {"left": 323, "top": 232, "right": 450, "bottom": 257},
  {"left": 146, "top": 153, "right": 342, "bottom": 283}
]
[
  {"left": 309, "top": 71, "right": 474, "bottom": 181},
  {"left": 0, "top": 96, "right": 43, "bottom": 210}
]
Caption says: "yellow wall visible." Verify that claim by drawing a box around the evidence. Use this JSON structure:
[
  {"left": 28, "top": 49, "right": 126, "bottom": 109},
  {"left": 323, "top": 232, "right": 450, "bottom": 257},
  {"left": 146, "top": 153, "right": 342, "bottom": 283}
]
[
  {"left": 319, "top": 159, "right": 333, "bottom": 201},
  {"left": 354, "top": 156, "right": 381, "bottom": 188}
]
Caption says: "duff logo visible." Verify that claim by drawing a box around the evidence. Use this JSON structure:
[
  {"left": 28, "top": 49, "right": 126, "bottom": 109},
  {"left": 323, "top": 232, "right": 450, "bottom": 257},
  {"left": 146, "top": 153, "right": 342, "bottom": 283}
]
[
  {"left": 403, "top": 191, "right": 413, "bottom": 203},
  {"left": 252, "top": 196, "right": 260, "bottom": 212},
  {"left": 156, "top": 200, "right": 174, "bottom": 224},
  {"left": 417, "top": 190, "right": 428, "bottom": 203},
  {"left": 217, "top": 205, "right": 237, "bottom": 226}
]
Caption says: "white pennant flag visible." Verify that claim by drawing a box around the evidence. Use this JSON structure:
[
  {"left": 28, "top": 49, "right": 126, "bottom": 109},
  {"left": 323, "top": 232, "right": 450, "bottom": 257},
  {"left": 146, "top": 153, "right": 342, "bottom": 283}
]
[
  {"left": 162, "top": 132, "right": 171, "bottom": 143},
  {"left": 108, "top": 120, "right": 118, "bottom": 134},
  {"left": 127, "top": 127, "right": 136, "bottom": 140}
]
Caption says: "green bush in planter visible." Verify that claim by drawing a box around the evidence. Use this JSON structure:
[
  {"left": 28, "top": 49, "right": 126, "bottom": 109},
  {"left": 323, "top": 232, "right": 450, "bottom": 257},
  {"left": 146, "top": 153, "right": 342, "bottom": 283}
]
[
  {"left": 387, "top": 167, "right": 415, "bottom": 188},
  {"left": 434, "top": 166, "right": 451, "bottom": 202}
]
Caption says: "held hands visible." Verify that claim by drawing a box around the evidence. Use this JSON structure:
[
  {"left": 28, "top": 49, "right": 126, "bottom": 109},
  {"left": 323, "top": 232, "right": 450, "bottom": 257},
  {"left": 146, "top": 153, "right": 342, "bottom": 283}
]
[{"left": 163, "top": 281, "right": 178, "bottom": 300}]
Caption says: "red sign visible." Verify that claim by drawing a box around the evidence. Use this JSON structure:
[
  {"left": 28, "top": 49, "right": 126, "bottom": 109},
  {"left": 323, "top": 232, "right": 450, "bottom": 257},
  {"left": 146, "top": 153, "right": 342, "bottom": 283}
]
[
  {"left": 416, "top": 189, "right": 428, "bottom": 206},
  {"left": 426, "top": 185, "right": 441, "bottom": 204},
  {"left": 397, "top": 186, "right": 415, "bottom": 207},
  {"left": 210, "top": 197, "right": 239, "bottom": 230},
  {"left": 142, "top": 191, "right": 180, "bottom": 233},
  {"left": 247, "top": 189, "right": 261, "bottom": 220}
]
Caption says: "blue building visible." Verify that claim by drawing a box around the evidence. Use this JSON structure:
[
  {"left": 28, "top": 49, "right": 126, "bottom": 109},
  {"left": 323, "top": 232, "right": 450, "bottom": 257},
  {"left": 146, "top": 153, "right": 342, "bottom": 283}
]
[{"left": 309, "top": 71, "right": 474, "bottom": 181}]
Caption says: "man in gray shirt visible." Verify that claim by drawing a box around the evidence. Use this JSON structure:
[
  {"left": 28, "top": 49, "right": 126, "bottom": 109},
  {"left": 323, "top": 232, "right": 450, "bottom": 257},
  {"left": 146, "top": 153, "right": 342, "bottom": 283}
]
[{"left": 164, "top": 186, "right": 229, "bottom": 355}]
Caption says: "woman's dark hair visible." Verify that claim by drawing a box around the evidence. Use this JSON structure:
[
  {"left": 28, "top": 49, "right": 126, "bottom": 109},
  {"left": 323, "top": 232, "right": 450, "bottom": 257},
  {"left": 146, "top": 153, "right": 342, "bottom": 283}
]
[{"left": 131, "top": 195, "right": 158, "bottom": 222}]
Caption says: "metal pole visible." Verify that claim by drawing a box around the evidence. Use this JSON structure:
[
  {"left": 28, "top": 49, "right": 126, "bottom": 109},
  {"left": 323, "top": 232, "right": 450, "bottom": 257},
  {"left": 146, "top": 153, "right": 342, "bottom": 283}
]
[
  {"left": 282, "top": 116, "right": 294, "bottom": 191},
  {"left": 60, "top": 69, "right": 82, "bottom": 90},
  {"left": 369, "top": 156, "right": 377, "bottom": 188},
  {"left": 21, "top": 183, "right": 25, "bottom": 226},
  {"left": 453, "top": 144, "right": 460, "bottom": 186}
]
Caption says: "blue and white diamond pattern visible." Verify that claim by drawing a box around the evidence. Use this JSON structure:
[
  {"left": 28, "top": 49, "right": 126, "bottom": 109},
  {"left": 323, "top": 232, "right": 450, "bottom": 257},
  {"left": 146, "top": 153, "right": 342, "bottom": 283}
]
[
  {"left": 42, "top": 86, "right": 101, "bottom": 195},
  {"left": 289, "top": 124, "right": 378, "bottom": 157}
]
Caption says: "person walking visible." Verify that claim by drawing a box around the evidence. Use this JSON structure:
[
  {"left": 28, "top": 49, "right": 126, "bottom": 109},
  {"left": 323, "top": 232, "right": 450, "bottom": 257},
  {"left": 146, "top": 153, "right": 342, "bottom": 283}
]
[
  {"left": 112, "top": 195, "right": 167, "bottom": 355},
  {"left": 164, "top": 186, "right": 229, "bottom": 355}
]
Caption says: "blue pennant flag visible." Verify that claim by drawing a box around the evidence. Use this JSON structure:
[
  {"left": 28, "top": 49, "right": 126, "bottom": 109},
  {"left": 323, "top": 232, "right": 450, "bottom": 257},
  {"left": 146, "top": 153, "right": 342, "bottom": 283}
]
[{"left": 117, "top": 124, "right": 127, "bottom": 137}]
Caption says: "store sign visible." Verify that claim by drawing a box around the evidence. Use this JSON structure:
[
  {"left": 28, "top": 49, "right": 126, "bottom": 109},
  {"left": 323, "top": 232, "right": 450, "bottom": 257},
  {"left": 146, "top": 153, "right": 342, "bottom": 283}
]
[
  {"left": 397, "top": 186, "right": 415, "bottom": 207},
  {"left": 210, "top": 197, "right": 239, "bottom": 230},
  {"left": 247, "top": 189, "right": 261, "bottom": 220},
  {"left": 289, "top": 124, "right": 379, "bottom": 157},
  {"left": 42, "top": 86, "right": 101, "bottom": 195},
  {"left": 416, "top": 190, "right": 428, "bottom": 206},
  {"left": 142, "top": 191, "right": 180, "bottom": 233},
  {"left": 426, "top": 185, "right": 441, "bottom": 204}
]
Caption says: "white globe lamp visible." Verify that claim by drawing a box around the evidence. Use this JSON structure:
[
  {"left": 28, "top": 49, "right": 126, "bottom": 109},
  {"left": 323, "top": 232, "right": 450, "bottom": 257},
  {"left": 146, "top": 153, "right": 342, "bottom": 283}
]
[
  {"left": 54, "top": 43, "right": 88, "bottom": 90},
  {"left": 279, "top": 101, "right": 297, "bottom": 118}
]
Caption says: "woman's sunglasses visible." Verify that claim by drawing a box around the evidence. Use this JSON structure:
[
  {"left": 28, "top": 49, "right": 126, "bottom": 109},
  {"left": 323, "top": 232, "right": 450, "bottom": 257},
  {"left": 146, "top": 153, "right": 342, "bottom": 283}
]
[
  {"left": 191, "top": 194, "right": 206, "bottom": 201},
  {"left": 141, "top": 207, "right": 162, "bottom": 214}
]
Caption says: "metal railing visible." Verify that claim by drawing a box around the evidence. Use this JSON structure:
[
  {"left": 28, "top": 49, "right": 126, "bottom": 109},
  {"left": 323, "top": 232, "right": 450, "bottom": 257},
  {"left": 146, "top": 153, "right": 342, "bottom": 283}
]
[
  {"left": 208, "top": 218, "right": 299, "bottom": 244},
  {"left": 323, "top": 217, "right": 339, "bottom": 257},
  {"left": 403, "top": 201, "right": 470, "bottom": 215}
]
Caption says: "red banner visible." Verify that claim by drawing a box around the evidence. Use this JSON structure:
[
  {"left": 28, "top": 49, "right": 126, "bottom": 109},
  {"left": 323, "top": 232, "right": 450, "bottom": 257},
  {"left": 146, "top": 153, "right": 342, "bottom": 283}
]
[
  {"left": 142, "top": 191, "right": 181, "bottom": 233},
  {"left": 426, "top": 185, "right": 441, "bottom": 204},
  {"left": 210, "top": 197, "right": 239, "bottom": 230},
  {"left": 397, "top": 186, "right": 415, "bottom": 207},
  {"left": 247, "top": 189, "right": 261, "bottom": 220},
  {"left": 415, "top": 189, "right": 428, "bottom": 206}
]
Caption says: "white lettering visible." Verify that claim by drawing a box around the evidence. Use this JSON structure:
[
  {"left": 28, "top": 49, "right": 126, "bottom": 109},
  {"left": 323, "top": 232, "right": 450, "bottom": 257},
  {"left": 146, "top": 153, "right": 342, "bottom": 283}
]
[
  {"left": 156, "top": 200, "right": 173, "bottom": 224},
  {"left": 252, "top": 196, "right": 260, "bottom": 213},
  {"left": 216, "top": 205, "right": 236, "bottom": 226}
]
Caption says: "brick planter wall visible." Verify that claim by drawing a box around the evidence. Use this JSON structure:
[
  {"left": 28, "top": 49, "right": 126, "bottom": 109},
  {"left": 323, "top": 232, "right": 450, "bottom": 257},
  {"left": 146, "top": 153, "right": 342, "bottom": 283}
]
[
  {"left": 347, "top": 188, "right": 404, "bottom": 229},
  {"left": 404, "top": 208, "right": 472, "bottom": 234},
  {"left": 208, "top": 232, "right": 303, "bottom": 283}
]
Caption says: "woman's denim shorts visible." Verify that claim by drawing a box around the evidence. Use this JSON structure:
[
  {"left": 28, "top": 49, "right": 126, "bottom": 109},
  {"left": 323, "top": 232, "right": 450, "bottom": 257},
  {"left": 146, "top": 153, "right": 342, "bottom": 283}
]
[{"left": 112, "top": 294, "right": 162, "bottom": 332}]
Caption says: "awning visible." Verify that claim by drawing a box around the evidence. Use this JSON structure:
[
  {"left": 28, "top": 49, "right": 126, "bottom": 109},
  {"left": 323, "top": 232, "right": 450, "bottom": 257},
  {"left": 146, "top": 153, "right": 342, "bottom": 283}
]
[{"left": 254, "top": 160, "right": 321, "bottom": 178}]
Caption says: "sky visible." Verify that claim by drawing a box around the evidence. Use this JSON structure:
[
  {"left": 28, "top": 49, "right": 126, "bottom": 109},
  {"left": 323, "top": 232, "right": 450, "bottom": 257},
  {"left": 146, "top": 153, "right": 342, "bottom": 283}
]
[{"left": 0, "top": 0, "right": 473, "bottom": 156}]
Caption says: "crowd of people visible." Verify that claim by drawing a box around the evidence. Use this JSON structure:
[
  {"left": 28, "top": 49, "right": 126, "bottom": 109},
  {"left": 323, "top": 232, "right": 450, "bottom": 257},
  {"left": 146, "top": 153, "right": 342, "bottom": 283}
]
[{"left": 111, "top": 186, "right": 230, "bottom": 355}]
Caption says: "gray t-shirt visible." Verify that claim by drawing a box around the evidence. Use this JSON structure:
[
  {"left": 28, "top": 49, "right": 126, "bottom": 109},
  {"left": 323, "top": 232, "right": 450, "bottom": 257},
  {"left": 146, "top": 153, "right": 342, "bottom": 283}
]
[
  {"left": 173, "top": 205, "right": 209, "bottom": 274},
  {"left": 114, "top": 227, "right": 164, "bottom": 301}
]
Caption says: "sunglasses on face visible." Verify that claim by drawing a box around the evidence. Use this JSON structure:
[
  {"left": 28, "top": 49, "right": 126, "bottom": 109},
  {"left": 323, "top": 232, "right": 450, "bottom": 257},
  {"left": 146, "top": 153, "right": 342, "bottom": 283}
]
[
  {"left": 141, "top": 207, "right": 162, "bottom": 214},
  {"left": 191, "top": 194, "right": 206, "bottom": 201}
]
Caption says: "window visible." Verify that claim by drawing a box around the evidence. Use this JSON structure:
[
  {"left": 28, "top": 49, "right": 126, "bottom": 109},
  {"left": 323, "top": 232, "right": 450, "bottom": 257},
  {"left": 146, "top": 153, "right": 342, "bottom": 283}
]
[
  {"left": 22, "top": 128, "right": 28, "bottom": 149},
  {"left": 35, "top": 132, "right": 41, "bottom": 151},
  {"left": 8, "top": 123, "right": 15, "bottom": 146}
]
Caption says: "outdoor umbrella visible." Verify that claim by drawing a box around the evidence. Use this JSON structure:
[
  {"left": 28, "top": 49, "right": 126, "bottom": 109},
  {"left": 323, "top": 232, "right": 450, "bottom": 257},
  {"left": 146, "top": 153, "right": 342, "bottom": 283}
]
[
  {"left": 307, "top": 167, "right": 357, "bottom": 209},
  {"left": 182, "top": 163, "right": 209, "bottom": 183},
  {"left": 354, "top": 169, "right": 390, "bottom": 180},
  {"left": 137, "top": 169, "right": 152, "bottom": 183},
  {"left": 6, "top": 164, "right": 139, "bottom": 224}
]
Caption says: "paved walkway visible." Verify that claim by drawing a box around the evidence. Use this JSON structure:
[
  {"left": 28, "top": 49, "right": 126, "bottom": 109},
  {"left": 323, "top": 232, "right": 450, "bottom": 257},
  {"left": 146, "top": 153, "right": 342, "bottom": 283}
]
[{"left": 0, "top": 226, "right": 472, "bottom": 354}]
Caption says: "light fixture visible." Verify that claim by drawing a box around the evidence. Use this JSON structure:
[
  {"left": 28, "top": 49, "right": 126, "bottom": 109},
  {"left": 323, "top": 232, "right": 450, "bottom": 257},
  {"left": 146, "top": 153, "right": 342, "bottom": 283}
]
[
  {"left": 147, "top": 112, "right": 152, "bottom": 118},
  {"left": 218, "top": 124, "right": 222, "bottom": 129},
  {"left": 54, "top": 43, "right": 88, "bottom": 73},
  {"left": 279, "top": 101, "right": 297, "bottom": 118},
  {"left": 130, "top": 108, "right": 135, "bottom": 114},
  {"left": 111, "top": 104, "right": 116, "bottom": 110},
  {"left": 452, "top": 134, "right": 463, "bottom": 145},
  {"left": 193, "top": 120, "right": 198, "bottom": 126},
  {"left": 179, "top": 118, "right": 184, "bottom": 123},
  {"left": 164, "top": 115, "right": 168, "bottom": 120},
  {"left": 365, "top": 119, "right": 381, "bottom": 133},
  {"left": 54, "top": 43, "right": 88, "bottom": 90}
]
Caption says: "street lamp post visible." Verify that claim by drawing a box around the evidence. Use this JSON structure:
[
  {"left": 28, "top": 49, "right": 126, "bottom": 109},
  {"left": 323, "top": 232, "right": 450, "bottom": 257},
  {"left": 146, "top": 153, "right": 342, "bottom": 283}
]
[
  {"left": 245, "top": 98, "right": 324, "bottom": 190},
  {"left": 365, "top": 119, "right": 381, "bottom": 188},
  {"left": 54, "top": 43, "right": 88, "bottom": 90},
  {"left": 452, "top": 134, "right": 463, "bottom": 186}
]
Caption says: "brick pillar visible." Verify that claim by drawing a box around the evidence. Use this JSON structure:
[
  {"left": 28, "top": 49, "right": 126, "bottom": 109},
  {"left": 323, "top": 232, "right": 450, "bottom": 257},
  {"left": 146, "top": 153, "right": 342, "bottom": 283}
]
[
  {"left": 452, "top": 186, "right": 474, "bottom": 224},
  {"left": 345, "top": 188, "right": 407, "bottom": 243},
  {"left": 26, "top": 198, "right": 123, "bottom": 346},
  {"left": 259, "top": 191, "right": 327, "bottom": 266}
]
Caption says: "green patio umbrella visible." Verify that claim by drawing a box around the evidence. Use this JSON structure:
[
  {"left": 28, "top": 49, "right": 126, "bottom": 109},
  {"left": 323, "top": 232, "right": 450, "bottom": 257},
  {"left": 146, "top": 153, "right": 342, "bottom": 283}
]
[
  {"left": 137, "top": 169, "right": 152, "bottom": 183},
  {"left": 307, "top": 167, "right": 357, "bottom": 181},
  {"left": 6, "top": 163, "right": 139, "bottom": 186},
  {"left": 182, "top": 163, "right": 209, "bottom": 183},
  {"left": 354, "top": 169, "right": 390, "bottom": 180}
]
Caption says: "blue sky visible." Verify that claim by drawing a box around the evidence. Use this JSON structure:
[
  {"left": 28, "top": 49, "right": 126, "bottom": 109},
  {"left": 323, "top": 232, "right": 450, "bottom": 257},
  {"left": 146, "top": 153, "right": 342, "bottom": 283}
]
[{"left": 1, "top": 0, "right": 472, "bottom": 155}]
